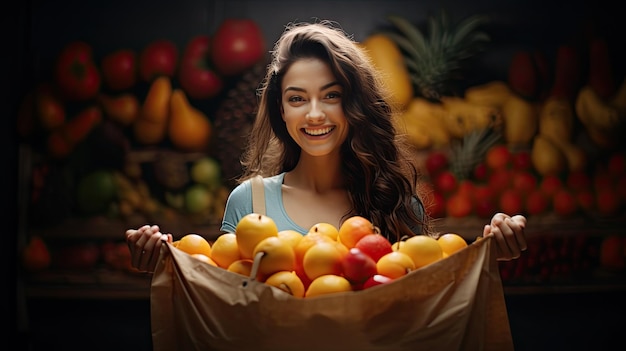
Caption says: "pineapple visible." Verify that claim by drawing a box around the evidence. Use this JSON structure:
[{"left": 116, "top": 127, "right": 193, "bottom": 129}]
[
  {"left": 384, "top": 11, "right": 490, "bottom": 100},
  {"left": 211, "top": 59, "right": 268, "bottom": 188},
  {"left": 449, "top": 127, "right": 502, "bottom": 181}
]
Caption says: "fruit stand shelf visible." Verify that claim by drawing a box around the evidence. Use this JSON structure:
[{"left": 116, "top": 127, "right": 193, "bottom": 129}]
[
  {"left": 22, "top": 269, "right": 152, "bottom": 300},
  {"left": 29, "top": 216, "right": 223, "bottom": 242}
]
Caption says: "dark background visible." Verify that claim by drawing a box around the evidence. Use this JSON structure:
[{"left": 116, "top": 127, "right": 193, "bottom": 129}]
[{"left": 3, "top": 0, "right": 626, "bottom": 350}]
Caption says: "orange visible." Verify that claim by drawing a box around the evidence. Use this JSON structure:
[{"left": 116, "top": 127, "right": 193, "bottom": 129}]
[
  {"left": 264, "top": 271, "right": 305, "bottom": 298},
  {"left": 294, "top": 233, "right": 334, "bottom": 266},
  {"left": 209, "top": 233, "right": 240, "bottom": 269},
  {"left": 191, "top": 253, "right": 218, "bottom": 266},
  {"left": 396, "top": 235, "right": 443, "bottom": 269},
  {"left": 302, "top": 241, "right": 346, "bottom": 281},
  {"left": 227, "top": 259, "right": 254, "bottom": 276},
  {"left": 305, "top": 274, "right": 352, "bottom": 298},
  {"left": 235, "top": 213, "right": 279, "bottom": 259},
  {"left": 277, "top": 229, "right": 304, "bottom": 249},
  {"left": 376, "top": 251, "right": 415, "bottom": 279},
  {"left": 337, "top": 216, "right": 376, "bottom": 248},
  {"left": 308, "top": 222, "right": 339, "bottom": 241},
  {"left": 437, "top": 233, "right": 468, "bottom": 257},
  {"left": 252, "top": 236, "right": 296, "bottom": 277},
  {"left": 177, "top": 233, "right": 212, "bottom": 257}
]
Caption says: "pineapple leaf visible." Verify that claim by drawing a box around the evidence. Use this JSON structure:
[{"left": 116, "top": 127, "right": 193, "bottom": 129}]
[
  {"left": 428, "top": 16, "right": 441, "bottom": 54},
  {"left": 383, "top": 31, "right": 425, "bottom": 62},
  {"left": 386, "top": 15, "right": 428, "bottom": 55},
  {"left": 451, "top": 15, "right": 490, "bottom": 47}
]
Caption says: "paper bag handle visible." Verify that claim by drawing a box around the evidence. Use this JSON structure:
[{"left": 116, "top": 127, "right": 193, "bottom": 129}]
[{"left": 251, "top": 175, "right": 266, "bottom": 215}]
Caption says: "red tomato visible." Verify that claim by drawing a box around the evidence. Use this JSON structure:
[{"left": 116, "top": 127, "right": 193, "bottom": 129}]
[
  {"left": 54, "top": 41, "right": 101, "bottom": 101},
  {"left": 101, "top": 49, "right": 137, "bottom": 91},
  {"left": 139, "top": 39, "right": 178, "bottom": 82},
  {"left": 211, "top": 19, "right": 265, "bottom": 76},
  {"left": 179, "top": 35, "right": 223, "bottom": 99}
]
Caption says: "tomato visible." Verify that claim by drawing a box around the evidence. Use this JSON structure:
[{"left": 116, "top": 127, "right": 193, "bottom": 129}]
[
  {"left": 54, "top": 41, "right": 101, "bottom": 101},
  {"left": 139, "top": 39, "right": 179, "bottom": 82},
  {"left": 179, "top": 35, "right": 223, "bottom": 99},
  {"left": 211, "top": 19, "right": 265, "bottom": 76},
  {"left": 101, "top": 49, "right": 137, "bottom": 91}
]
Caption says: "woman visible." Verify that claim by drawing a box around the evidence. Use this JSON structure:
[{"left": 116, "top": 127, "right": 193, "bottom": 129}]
[{"left": 126, "top": 20, "right": 526, "bottom": 273}]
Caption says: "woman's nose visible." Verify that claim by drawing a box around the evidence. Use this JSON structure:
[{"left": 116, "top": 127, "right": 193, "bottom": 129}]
[{"left": 306, "top": 101, "right": 325, "bottom": 122}]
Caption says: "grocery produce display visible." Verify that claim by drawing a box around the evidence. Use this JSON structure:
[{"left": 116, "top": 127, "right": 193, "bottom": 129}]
[{"left": 17, "top": 12, "right": 626, "bottom": 298}]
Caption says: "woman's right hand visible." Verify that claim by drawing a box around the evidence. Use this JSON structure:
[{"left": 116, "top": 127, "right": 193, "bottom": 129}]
[{"left": 125, "top": 225, "right": 173, "bottom": 272}]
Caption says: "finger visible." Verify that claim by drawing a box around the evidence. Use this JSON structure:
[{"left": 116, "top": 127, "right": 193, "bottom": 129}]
[
  {"left": 490, "top": 224, "right": 514, "bottom": 261},
  {"left": 138, "top": 232, "right": 163, "bottom": 271},
  {"left": 509, "top": 216, "right": 528, "bottom": 251},
  {"left": 131, "top": 226, "right": 159, "bottom": 269}
]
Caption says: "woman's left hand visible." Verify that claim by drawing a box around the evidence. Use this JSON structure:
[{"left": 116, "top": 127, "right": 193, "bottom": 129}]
[{"left": 483, "top": 213, "right": 527, "bottom": 261}]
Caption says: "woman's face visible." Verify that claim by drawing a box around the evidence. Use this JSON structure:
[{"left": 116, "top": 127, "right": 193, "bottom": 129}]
[{"left": 280, "top": 58, "right": 348, "bottom": 158}]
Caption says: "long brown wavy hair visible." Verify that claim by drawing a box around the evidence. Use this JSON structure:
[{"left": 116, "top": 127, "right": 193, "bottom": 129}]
[{"left": 239, "top": 20, "right": 432, "bottom": 241}]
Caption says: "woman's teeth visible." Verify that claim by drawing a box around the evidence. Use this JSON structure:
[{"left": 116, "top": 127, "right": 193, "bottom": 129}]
[{"left": 304, "top": 127, "right": 334, "bottom": 136}]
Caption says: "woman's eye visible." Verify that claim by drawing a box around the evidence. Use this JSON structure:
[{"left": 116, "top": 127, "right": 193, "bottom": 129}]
[
  {"left": 326, "top": 92, "right": 341, "bottom": 99},
  {"left": 288, "top": 95, "right": 303, "bottom": 102}
]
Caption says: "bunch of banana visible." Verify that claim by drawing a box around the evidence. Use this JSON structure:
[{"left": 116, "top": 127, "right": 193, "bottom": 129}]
[{"left": 575, "top": 78, "right": 626, "bottom": 149}]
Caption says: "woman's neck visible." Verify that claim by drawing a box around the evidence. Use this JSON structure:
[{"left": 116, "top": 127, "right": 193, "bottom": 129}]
[{"left": 285, "top": 153, "right": 345, "bottom": 193}]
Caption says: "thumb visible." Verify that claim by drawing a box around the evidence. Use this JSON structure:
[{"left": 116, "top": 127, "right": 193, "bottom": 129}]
[{"left": 482, "top": 224, "right": 492, "bottom": 238}]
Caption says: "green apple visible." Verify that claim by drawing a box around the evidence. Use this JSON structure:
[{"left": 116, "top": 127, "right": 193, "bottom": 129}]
[
  {"left": 185, "top": 184, "right": 212, "bottom": 214},
  {"left": 190, "top": 156, "right": 221, "bottom": 190}
]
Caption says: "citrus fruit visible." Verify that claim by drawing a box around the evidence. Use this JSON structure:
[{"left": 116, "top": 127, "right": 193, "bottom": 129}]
[
  {"left": 293, "top": 233, "right": 334, "bottom": 266},
  {"left": 376, "top": 251, "right": 415, "bottom": 279},
  {"left": 355, "top": 233, "right": 393, "bottom": 262},
  {"left": 227, "top": 259, "right": 254, "bottom": 276},
  {"left": 252, "top": 236, "right": 296, "bottom": 277},
  {"left": 396, "top": 235, "right": 443, "bottom": 269},
  {"left": 177, "top": 233, "right": 212, "bottom": 257},
  {"left": 308, "top": 222, "right": 339, "bottom": 241},
  {"left": 191, "top": 253, "right": 218, "bottom": 266},
  {"left": 264, "top": 271, "right": 305, "bottom": 298},
  {"left": 337, "top": 216, "right": 376, "bottom": 248},
  {"left": 305, "top": 274, "right": 352, "bottom": 298},
  {"left": 209, "top": 233, "right": 240, "bottom": 268},
  {"left": 235, "top": 213, "right": 279, "bottom": 259},
  {"left": 437, "top": 233, "right": 468, "bottom": 257},
  {"left": 302, "top": 241, "right": 346, "bottom": 281},
  {"left": 277, "top": 230, "right": 304, "bottom": 249}
]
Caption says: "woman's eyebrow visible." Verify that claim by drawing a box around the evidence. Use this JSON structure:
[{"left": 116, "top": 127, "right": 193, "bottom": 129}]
[{"left": 283, "top": 81, "right": 341, "bottom": 94}]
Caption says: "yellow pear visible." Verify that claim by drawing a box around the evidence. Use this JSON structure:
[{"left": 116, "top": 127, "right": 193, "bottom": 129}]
[
  {"left": 531, "top": 135, "right": 567, "bottom": 176},
  {"left": 360, "top": 34, "right": 413, "bottom": 111},
  {"left": 134, "top": 76, "right": 171, "bottom": 145},
  {"left": 501, "top": 94, "right": 539, "bottom": 147},
  {"left": 169, "top": 89, "right": 212, "bottom": 152}
]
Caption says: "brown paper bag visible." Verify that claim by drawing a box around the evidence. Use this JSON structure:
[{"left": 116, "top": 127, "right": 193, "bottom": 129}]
[{"left": 150, "top": 235, "right": 513, "bottom": 351}]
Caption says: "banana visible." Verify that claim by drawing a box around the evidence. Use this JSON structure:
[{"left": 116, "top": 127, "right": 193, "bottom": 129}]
[{"left": 575, "top": 85, "right": 622, "bottom": 131}]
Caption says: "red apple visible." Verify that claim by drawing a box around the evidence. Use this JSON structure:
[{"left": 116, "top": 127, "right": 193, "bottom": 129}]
[
  {"left": 362, "top": 274, "right": 394, "bottom": 289},
  {"left": 178, "top": 35, "right": 223, "bottom": 99},
  {"left": 525, "top": 189, "right": 549, "bottom": 216},
  {"left": 474, "top": 196, "right": 497, "bottom": 219},
  {"left": 355, "top": 234, "right": 393, "bottom": 262},
  {"left": 211, "top": 19, "right": 266, "bottom": 76},
  {"left": 341, "top": 247, "right": 377, "bottom": 284},
  {"left": 566, "top": 171, "right": 591, "bottom": 193},
  {"left": 446, "top": 192, "right": 473, "bottom": 218},
  {"left": 472, "top": 162, "right": 489, "bottom": 182},
  {"left": 54, "top": 41, "right": 101, "bottom": 101},
  {"left": 21, "top": 236, "right": 51, "bottom": 272},
  {"left": 139, "top": 39, "right": 178, "bottom": 82},
  {"left": 512, "top": 150, "right": 532, "bottom": 171},
  {"left": 485, "top": 144, "right": 512, "bottom": 170},
  {"left": 101, "top": 49, "right": 137, "bottom": 91},
  {"left": 425, "top": 151, "right": 449, "bottom": 177},
  {"left": 499, "top": 188, "right": 524, "bottom": 215},
  {"left": 53, "top": 242, "right": 101, "bottom": 270},
  {"left": 540, "top": 174, "right": 563, "bottom": 197},
  {"left": 434, "top": 170, "right": 457, "bottom": 194},
  {"left": 512, "top": 170, "right": 538, "bottom": 193}
]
